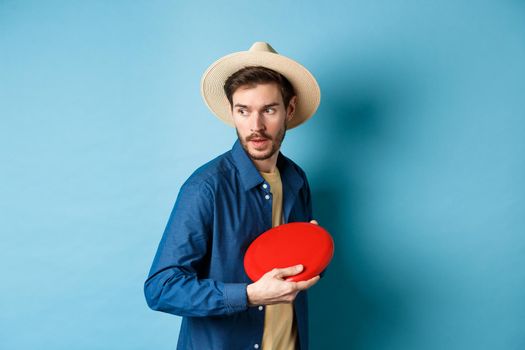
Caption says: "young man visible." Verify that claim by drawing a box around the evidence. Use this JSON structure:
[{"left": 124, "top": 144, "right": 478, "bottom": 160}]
[{"left": 144, "top": 42, "right": 321, "bottom": 350}]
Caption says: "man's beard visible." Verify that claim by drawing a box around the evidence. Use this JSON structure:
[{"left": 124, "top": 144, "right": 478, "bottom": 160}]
[{"left": 237, "top": 123, "right": 287, "bottom": 161}]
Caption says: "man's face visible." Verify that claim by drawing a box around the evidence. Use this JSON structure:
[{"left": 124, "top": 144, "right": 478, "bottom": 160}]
[{"left": 231, "top": 83, "right": 296, "bottom": 161}]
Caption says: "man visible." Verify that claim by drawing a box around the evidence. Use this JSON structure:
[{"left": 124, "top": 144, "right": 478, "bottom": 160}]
[{"left": 144, "top": 42, "right": 322, "bottom": 350}]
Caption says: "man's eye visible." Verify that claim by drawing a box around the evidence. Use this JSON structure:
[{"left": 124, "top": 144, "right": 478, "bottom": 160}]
[
  {"left": 238, "top": 109, "right": 248, "bottom": 115},
  {"left": 265, "top": 108, "right": 275, "bottom": 114}
]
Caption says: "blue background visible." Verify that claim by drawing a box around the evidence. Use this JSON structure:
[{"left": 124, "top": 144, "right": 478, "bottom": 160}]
[{"left": 1, "top": 1, "right": 524, "bottom": 349}]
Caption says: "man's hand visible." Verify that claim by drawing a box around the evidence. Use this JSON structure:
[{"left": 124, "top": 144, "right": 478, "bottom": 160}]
[{"left": 246, "top": 264, "right": 320, "bottom": 306}]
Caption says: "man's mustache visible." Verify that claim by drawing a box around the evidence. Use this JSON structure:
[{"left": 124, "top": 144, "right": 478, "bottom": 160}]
[{"left": 246, "top": 132, "right": 272, "bottom": 141}]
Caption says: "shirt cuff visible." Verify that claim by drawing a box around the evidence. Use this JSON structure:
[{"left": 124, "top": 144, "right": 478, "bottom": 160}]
[{"left": 223, "top": 283, "right": 248, "bottom": 314}]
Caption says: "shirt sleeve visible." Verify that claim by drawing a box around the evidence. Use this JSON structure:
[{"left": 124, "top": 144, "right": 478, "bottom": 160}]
[
  {"left": 303, "top": 174, "right": 314, "bottom": 222},
  {"left": 144, "top": 180, "right": 248, "bottom": 317},
  {"left": 302, "top": 172, "right": 328, "bottom": 279}
]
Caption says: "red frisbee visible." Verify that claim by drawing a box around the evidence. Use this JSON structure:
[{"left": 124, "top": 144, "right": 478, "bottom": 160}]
[{"left": 244, "top": 222, "right": 334, "bottom": 282}]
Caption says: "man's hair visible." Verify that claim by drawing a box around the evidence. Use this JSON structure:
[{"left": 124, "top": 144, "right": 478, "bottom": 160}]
[{"left": 223, "top": 66, "right": 296, "bottom": 108}]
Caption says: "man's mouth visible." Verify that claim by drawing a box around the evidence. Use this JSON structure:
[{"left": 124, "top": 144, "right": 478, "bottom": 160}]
[{"left": 249, "top": 138, "right": 269, "bottom": 147}]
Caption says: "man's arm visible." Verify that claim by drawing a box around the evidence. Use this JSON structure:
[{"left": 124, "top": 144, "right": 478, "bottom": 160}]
[
  {"left": 303, "top": 172, "right": 327, "bottom": 278},
  {"left": 144, "top": 181, "right": 247, "bottom": 317}
]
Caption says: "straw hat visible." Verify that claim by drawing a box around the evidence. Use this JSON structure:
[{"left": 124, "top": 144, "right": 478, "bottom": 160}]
[{"left": 200, "top": 42, "right": 321, "bottom": 129}]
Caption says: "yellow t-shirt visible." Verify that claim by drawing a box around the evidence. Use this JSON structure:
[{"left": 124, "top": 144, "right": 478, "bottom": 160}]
[{"left": 259, "top": 168, "right": 297, "bottom": 350}]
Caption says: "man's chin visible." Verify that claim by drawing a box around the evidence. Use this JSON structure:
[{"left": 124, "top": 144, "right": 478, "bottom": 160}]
[{"left": 247, "top": 148, "right": 273, "bottom": 161}]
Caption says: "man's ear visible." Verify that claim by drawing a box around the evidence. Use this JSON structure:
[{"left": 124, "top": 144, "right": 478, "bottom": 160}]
[{"left": 287, "top": 96, "right": 297, "bottom": 122}]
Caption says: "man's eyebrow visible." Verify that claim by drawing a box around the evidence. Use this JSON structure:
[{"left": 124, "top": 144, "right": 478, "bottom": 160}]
[
  {"left": 233, "top": 102, "right": 280, "bottom": 109},
  {"left": 262, "top": 103, "right": 280, "bottom": 109}
]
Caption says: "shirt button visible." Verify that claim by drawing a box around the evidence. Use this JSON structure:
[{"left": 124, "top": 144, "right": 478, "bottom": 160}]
[
  {"left": 258, "top": 306, "right": 263, "bottom": 311},
  {"left": 262, "top": 183, "right": 268, "bottom": 189},
  {"left": 265, "top": 194, "right": 270, "bottom": 200},
  {"left": 254, "top": 344, "right": 259, "bottom": 349}
]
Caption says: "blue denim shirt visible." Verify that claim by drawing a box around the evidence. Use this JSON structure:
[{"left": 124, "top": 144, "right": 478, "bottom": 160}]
[{"left": 144, "top": 139, "right": 314, "bottom": 350}]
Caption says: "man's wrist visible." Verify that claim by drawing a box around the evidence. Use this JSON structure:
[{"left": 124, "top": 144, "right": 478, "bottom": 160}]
[{"left": 246, "top": 283, "right": 257, "bottom": 306}]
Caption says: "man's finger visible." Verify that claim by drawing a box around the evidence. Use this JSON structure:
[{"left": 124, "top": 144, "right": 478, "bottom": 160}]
[
  {"left": 295, "top": 275, "right": 320, "bottom": 290},
  {"left": 310, "top": 220, "right": 319, "bottom": 225},
  {"left": 273, "top": 264, "right": 303, "bottom": 278}
]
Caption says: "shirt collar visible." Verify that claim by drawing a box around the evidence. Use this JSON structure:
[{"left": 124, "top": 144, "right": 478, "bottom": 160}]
[
  {"left": 231, "top": 139, "right": 265, "bottom": 191},
  {"left": 230, "top": 139, "right": 304, "bottom": 192}
]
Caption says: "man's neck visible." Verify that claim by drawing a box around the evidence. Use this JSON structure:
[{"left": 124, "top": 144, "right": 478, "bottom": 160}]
[{"left": 252, "top": 151, "right": 279, "bottom": 173}]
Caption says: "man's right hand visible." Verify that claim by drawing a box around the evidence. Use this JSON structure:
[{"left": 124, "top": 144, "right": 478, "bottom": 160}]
[{"left": 246, "top": 264, "right": 320, "bottom": 306}]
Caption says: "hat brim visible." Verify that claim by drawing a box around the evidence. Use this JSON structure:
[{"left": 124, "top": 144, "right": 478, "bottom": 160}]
[{"left": 201, "top": 50, "right": 321, "bottom": 129}]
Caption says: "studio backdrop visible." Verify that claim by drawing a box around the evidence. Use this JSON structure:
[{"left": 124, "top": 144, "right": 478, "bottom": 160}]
[{"left": 1, "top": 1, "right": 524, "bottom": 349}]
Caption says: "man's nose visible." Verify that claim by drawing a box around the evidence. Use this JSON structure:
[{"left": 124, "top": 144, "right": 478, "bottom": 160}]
[{"left": 249, "top": 112, "right": 265, "bottom": 132}]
